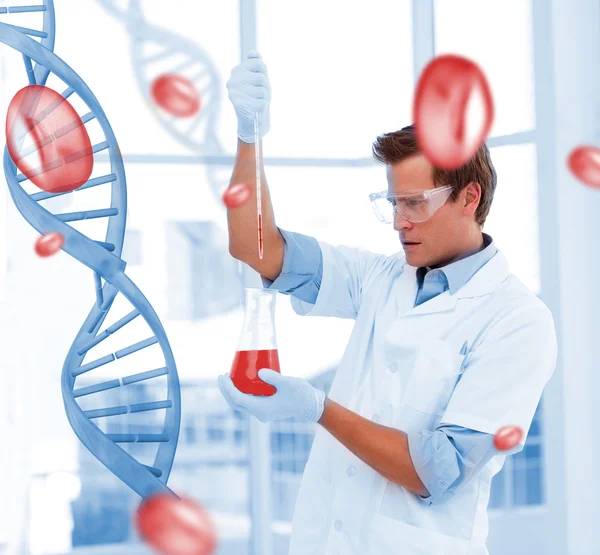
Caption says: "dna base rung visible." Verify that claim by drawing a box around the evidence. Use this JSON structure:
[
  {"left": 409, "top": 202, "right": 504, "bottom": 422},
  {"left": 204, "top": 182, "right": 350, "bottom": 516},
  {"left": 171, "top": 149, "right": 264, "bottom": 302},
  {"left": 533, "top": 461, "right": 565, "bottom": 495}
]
[
  {"left": 115, "top": 336, "right": 158, "bottom": 359},
  {"left": 84, "top": 400, "right": 172, "bottom": 419},
  {"left": 100, "top": 285, "right": 119, "bottom": 312},
  {"left": 77, "top": 308, "right": 140, "bottom": 356},
  {"left": 73, "top": 366, "right": 169, "bottom": 397},
  {"left": 31, "top": 173, "right": 117, "bottom": 201},
  {"left": 84, "top": 286, "right": 119, "bottom": 335},
  {"left": 95, "top": 241, "right": 115, "bottom": 251},
  {"left": 22, "top": 53, "right": 35, "bottom": 85},
  {"left": 56, "top": 207, "right": 118, "bottom": 223},
  {"left": 1, "top": 5, "right": 47, "bottom": 14},
  {"left": 72, "top": 353, "right": 115, "bottom": 377},
  {"left": 94, "top": 271, "right": 103, "bottom": 307},
  {"left": 122, "top": 366, "right": 168, "bottom": 385},
  {"left": 130, "top": 400, "right": 172, "bottom": 413},
  {"left": 84, "top": 405, "right": 127, "bottom": 418},
  {"left": 143, "top": 465, "right": 163, "bottom": 478},
  {"left": 107, "top": 433, "right": 169, "bottom": 443},
  {"left": 7, "top": 24, "right": 47, "bottom": 39},
  {"left": 74, "top": 334, "right": 160, "bottom": 363},
  {"left": 73, "top": 378, "right": 120, "bottom": 398},
  {"left": 142, "top": 47, "right": 173, "bottom": 64}
]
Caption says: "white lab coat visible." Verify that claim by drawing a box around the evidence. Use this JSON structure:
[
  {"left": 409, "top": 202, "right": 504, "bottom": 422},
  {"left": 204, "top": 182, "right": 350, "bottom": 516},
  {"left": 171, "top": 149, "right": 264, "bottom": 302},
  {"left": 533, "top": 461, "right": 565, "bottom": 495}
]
[{"left": 287, "top": 241, "right": 557, "bottom": 555}]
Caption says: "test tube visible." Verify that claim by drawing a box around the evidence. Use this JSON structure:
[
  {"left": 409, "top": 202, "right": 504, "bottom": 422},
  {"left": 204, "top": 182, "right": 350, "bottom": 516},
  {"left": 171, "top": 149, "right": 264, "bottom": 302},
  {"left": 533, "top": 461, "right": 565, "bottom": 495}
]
[{"left": 254, "top": 112, "right": 263, "bottom": 260}]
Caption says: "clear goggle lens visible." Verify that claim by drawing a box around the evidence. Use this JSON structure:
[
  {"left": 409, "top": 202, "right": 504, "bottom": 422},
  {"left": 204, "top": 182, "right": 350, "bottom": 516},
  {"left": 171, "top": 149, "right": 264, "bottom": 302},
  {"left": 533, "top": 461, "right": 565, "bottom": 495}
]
[{"left": 369, "top": 186, "right": 453, "bottom": 224}]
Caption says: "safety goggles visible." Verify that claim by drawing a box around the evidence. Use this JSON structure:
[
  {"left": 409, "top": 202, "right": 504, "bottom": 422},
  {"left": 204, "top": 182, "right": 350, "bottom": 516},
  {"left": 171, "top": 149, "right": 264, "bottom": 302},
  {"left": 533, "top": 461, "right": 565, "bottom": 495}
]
[{"left": 369, "top": 185, "right": 454, "bottom": 224}]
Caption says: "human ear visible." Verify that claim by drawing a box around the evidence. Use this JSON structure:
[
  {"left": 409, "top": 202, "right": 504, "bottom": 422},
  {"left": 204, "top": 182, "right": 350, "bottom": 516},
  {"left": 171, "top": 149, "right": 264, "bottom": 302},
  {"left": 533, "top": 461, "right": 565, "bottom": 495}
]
[{"left": 464, "top": 182, "right": 481, "bottom": 214}]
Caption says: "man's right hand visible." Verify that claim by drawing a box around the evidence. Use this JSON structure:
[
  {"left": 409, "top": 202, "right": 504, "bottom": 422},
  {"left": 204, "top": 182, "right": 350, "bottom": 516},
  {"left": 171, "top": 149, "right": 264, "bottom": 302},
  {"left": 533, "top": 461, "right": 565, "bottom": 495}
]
[{"left": 226, "top": 50, "right": 271, "bottom": 143}]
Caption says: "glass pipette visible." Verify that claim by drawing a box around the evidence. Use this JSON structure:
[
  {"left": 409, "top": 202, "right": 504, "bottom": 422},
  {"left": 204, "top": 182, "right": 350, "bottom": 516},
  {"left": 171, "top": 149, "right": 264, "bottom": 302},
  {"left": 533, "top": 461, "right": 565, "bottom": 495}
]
[{"left": 254, "top": 112, "right": 263, "bottom": 259}]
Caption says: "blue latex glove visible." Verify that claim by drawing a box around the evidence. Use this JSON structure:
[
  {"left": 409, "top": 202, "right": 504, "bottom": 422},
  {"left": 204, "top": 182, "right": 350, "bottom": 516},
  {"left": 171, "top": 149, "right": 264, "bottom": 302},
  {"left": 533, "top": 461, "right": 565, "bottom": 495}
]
[
  {"left": 218, "top": 369, "right": 326, "bottom": 423},
  {"left": 226, "top": 50, "right": 271, "bottom": 143}
]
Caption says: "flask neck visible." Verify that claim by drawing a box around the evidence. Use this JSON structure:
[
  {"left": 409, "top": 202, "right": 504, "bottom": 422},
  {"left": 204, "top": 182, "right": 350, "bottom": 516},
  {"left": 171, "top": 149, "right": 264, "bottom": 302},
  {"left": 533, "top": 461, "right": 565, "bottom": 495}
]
[
  {"left": 238, "top": 288, "right": 278, "bottom": 351},
  {"left": 245, "top": 288, "right": 276, "bottom": 318}
]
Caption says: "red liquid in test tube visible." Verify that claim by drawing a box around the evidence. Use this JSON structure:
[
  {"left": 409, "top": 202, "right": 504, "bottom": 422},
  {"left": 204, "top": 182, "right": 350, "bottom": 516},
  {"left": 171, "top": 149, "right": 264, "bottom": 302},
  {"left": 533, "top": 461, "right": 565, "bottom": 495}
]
[
  {"left": 254, "top": 112, "right": 263, "bottom": 260},
  {"left": 258, "top": 213, "right": 263, "bottom": 260}
]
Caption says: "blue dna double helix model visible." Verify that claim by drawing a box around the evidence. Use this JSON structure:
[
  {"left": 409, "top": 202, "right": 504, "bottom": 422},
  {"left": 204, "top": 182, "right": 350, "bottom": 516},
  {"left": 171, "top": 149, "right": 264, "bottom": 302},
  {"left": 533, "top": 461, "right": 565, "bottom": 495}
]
[
  {"left": 1, "top": 3, "right": 181, "bottom": 500},
  {"left": 98, "top": 0, "right": 231, "bottom": 203}
]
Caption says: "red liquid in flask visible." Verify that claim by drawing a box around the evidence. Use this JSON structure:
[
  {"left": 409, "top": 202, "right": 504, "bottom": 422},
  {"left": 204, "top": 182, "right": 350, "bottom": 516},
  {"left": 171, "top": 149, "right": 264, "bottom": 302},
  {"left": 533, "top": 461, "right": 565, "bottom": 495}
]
[{"left": 230, "top": 349, "right": 280, "bottom": 396}]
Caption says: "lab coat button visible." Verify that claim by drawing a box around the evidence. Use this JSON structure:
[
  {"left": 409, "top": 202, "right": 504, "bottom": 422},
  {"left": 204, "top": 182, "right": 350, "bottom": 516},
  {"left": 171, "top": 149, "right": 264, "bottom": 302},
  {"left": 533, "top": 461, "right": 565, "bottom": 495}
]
[
  {"left": 346, "top": 465, "right": 356, "bottom": 477},
  {"left": 334, "top": 520, "right": 343, "bottom": 532},
  {"left": 440, "top": 480, "right": 446, "bottom": 487},
  {"left": 388, "top": 360, "right": 398, "bottom": 373}
]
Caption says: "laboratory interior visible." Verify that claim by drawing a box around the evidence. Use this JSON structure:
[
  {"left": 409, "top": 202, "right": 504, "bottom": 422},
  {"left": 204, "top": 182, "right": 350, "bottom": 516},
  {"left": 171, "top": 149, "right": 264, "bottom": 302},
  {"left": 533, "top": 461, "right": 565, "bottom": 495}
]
[{"left": 0, "top": 0, "right": 597, "bottom": 554}]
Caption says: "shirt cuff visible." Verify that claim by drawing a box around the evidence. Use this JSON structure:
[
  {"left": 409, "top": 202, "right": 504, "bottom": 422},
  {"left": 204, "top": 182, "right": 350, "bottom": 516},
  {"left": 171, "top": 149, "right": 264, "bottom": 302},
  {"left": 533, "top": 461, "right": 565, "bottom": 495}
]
[
  {"left": 261, "top": 228, "right": 323, "bottom": 305},
  {"left": 407, "top": 429, "right": 461, "bottom": 506}
]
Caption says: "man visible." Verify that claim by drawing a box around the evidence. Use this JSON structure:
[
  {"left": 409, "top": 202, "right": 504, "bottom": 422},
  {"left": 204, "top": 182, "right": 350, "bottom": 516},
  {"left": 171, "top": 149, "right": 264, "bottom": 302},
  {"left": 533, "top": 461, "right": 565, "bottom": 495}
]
[{"left": 218, "top": 51, "right": 557, "bottom": 555}]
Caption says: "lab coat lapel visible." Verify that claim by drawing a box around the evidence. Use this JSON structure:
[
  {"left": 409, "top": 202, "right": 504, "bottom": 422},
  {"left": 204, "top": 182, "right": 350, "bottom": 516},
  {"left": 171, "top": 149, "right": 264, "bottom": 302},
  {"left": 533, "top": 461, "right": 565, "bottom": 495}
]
[
  {"left": 400, "top": 250, "right": 510, "bottom": 317},
  {"left": 393, "top": 261, "right": 457, "bottom": 317},
  {"left": 394, "top": 262, "right": 419, "bottom": 316}
]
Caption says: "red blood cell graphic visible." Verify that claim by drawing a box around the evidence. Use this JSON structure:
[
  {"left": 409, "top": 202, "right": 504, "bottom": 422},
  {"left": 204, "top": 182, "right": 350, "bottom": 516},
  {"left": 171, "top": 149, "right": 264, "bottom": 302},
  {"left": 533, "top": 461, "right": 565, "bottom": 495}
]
[
  {"left": 414, "top": 54, "right": 494, "bottom": 170},
  {"left": 493, "top": 425, "right": 523, "bottom": 452},
  {"left": 222, "top": 183, "right": 252, "bottom": 209},
  {"left": 568, "top": 146, "right": 600, "bottom": 188},
  {"left": 136, "top": 493, "right": 217, "bottom": 555},
  {"left": 6, "top": 85, "right": 94, "bottom": 194},
  {"left": 34, "top": 232, "right": 64, "bottom": 257},
  {"left": 150, "top": 74, "right": 201, "bottom": 118}
]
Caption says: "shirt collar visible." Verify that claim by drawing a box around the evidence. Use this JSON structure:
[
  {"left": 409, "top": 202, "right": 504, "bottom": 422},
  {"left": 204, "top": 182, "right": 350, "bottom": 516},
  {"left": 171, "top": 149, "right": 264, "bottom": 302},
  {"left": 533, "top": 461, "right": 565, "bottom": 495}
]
[{"left": 416, "top": 233, "right": 498, "bottom": 295}]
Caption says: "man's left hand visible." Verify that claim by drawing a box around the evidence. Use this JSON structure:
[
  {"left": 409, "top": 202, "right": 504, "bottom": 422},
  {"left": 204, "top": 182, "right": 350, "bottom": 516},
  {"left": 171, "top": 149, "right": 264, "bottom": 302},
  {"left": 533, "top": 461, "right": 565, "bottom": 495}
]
[{"left": 218, "top": 369, "right": 326, "bottom": 423}]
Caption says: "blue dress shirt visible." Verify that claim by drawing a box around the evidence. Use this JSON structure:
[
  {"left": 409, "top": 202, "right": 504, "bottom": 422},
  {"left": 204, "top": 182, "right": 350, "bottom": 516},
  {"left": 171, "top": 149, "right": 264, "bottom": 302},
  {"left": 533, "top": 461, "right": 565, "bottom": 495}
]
[{"left": 261, "top": 229, "right": 514, "bottom": 505}]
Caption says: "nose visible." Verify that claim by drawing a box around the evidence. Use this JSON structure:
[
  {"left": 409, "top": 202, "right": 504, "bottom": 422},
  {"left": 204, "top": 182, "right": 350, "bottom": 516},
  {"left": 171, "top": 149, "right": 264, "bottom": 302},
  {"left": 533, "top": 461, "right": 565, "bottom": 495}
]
[{"left": 393, "top": 210, "right": 413, "bottom": 231}]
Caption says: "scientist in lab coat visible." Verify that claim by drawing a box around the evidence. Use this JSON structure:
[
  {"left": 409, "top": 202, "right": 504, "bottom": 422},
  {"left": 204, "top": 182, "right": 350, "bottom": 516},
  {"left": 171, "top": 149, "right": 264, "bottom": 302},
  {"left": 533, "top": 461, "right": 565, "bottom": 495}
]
[{"left": 218, "top": 51, "right": 558, "bottom": 555}]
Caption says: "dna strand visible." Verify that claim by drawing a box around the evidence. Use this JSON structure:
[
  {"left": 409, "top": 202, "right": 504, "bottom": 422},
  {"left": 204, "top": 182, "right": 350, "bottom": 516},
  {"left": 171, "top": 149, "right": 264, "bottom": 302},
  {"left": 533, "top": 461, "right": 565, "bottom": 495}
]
[
  {"left": 0, "top": 4, "right": 56, "bottom": 553},
  {"left": 1, "top": 15, "right": 181, "bottom": 501},
  {"left": 97, "top": 0, "right": 231, "bottom": 204}
]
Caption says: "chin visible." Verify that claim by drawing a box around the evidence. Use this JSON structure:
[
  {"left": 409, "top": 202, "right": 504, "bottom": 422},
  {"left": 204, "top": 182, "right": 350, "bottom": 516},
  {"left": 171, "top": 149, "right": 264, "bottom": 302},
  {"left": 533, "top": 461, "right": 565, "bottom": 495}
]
[{"left": 404, "top": 251, "right": 421, "bottom": 266}]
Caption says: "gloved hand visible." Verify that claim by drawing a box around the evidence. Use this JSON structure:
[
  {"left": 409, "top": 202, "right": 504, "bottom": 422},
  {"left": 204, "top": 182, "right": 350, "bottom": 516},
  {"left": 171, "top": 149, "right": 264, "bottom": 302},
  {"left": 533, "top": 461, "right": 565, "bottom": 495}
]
[
  {"left": 218, "top": 369, "right": 326, "bottom": 423},
  {"left": 226, "top": 50, "right": 271, "bottom": 143}
]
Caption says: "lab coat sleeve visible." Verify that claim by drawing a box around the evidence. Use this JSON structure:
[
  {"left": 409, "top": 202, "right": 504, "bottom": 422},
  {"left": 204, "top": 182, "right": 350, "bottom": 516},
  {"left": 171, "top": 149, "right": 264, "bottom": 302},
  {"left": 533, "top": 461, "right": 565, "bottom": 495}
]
[
  {"left": 407, "top": 424, "right": 500, "bottom": 506},
  {"left": 440, "top": 303, "right": 557, "bottom": 445},
  {"left": 289, "top": 237, "right": 389, "bottom": 319},
  {"left": 261, "top": 228, "right": 323, "bottom": 305}
]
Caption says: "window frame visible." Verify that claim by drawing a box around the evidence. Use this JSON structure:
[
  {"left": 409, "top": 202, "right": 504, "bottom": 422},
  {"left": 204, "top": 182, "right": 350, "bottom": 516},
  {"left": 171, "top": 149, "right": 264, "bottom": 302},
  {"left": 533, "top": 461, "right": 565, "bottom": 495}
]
[{"left": 414, "top": 0, "right": 560, "bottom": 515}]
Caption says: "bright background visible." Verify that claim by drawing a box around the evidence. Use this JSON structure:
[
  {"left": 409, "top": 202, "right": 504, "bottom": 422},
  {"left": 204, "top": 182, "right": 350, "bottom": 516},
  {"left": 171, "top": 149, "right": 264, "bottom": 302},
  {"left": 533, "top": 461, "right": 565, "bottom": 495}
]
[{"left": 0, "top": 0, "right": 598, "bottom": 554}]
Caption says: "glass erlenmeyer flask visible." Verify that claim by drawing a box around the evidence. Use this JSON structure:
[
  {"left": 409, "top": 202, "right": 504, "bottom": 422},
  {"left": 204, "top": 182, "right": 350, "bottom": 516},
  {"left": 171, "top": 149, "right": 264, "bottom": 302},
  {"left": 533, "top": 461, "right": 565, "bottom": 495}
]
[{"left": 230, "top": 287, "right": 280, "bottom": 396}]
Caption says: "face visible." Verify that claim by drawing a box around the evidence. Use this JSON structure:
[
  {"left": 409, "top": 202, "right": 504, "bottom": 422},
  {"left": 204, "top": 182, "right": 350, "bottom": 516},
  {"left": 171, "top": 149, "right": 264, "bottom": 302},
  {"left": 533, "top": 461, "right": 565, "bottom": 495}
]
[{"left": 386, "top": 154, "right": 482, "bottom": 268}]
